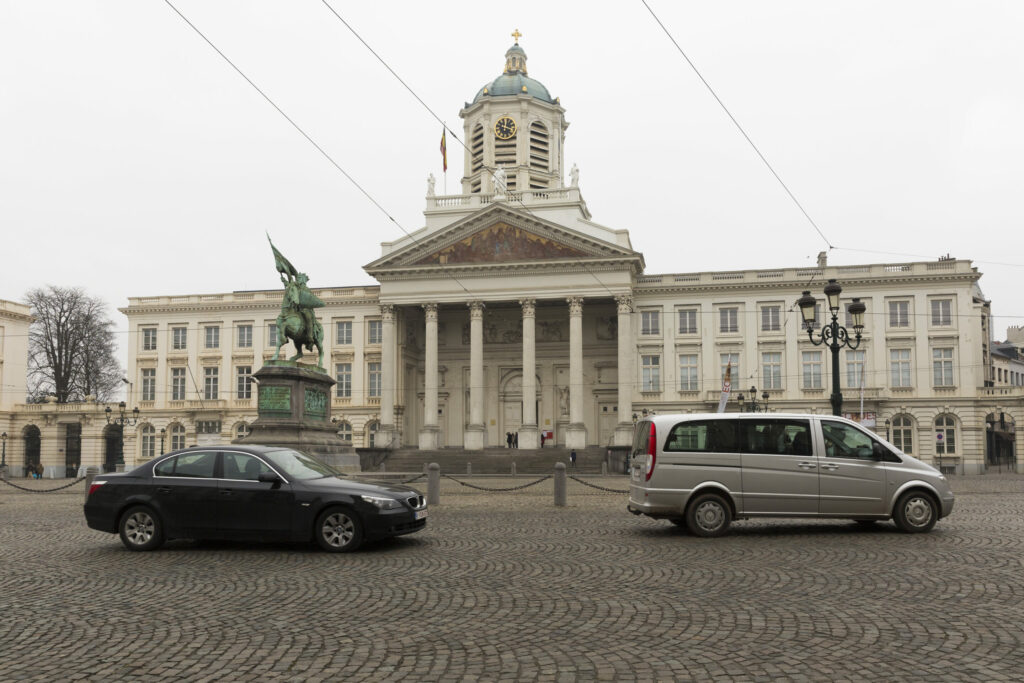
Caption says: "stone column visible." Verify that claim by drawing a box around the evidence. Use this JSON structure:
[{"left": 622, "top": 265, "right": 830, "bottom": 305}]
[
  {"left": 566, "top": 297, "right": 587, "bottom": 448},
  {"left": 418, "top": 303, "right": 440, "bottom": 449},
  {"left": 614, "top": 294, "right": 635, "bottom": 446},
  {"left": 464, "top": 301, "right": 486, "bottom": 450},
  {"left": 378, "top": 304, "right": 398, "bottom": 448},
  {"left": 518, "top": 298, "right": 540, "bottom": 449}
]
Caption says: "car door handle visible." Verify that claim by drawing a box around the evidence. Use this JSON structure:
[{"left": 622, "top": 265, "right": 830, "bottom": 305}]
[
  {"left": 820, "top": 463, "right": 839, "bottom": 471},
  {"left": 797, "top": 462, "right": 817, "bottom": 470},
  {"left": 156, "top": 487, "right": 173, "bottom": 494},
  {"left": 220, "top": 489, "right": 233, "bottom": 496}
]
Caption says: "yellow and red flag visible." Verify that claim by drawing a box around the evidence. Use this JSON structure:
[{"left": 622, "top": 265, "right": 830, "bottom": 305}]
[
  {"left": 716, "top": 362, "right": 732, "bottom": 413},
  {"left": 440, "top": 129, "right": 447, "bottom": 172}
]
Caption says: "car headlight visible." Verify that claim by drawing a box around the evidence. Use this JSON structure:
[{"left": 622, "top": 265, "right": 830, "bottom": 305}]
[{"left": 360, "top": 494, "right": 402, "bottom": 510}]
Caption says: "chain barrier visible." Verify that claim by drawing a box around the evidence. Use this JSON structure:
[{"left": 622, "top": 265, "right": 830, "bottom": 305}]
[
  {"left": 401, "top": 473, "right": 426, "bottom": 485},
  {"left": 567, "top": 475, "right": 629, "bottom": 494},
  {"left": 1, "top": 476, "right": 88, "bottom": 493},
  {"left": 441, "top": 473, "right": 552, "bottom": 492}
]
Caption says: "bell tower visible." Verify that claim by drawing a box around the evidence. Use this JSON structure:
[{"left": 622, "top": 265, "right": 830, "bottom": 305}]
[{"left": 459, "top": 31, "right": 568, "bottom": 195}]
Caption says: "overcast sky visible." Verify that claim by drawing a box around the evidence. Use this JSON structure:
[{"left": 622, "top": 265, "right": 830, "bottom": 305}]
[{"left": 3, "top": 1, "right": 1023, "bottom": 345}]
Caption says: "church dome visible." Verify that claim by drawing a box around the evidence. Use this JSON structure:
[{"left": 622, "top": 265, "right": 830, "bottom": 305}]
[{"left": 472, "top": 40, "right": 555, "bottom": 104}]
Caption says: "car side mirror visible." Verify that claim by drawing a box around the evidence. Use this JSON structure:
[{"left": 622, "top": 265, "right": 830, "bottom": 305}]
[{"left": 257, "top": 471, "right": 281, "bottom": 483}]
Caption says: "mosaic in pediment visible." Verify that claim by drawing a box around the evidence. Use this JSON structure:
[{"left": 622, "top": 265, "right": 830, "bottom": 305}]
[{"left": 414, "top": 222, "right": 589, "bottom": 265}]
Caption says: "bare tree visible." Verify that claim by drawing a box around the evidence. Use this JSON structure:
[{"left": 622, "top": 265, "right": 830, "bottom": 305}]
[{"left": 26, "top": 286, "right": 123, "bottom": 403}]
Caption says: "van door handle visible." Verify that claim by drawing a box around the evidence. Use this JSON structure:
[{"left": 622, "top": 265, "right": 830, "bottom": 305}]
[
  {"left": 797, "top": 462, "right": 817, "bottom": 470},
  {"left": 821, "top": 463, "right": 839, "bottom": 471},
  {"left": 156, "top": 487, "right": 172, "bottom": 494}
]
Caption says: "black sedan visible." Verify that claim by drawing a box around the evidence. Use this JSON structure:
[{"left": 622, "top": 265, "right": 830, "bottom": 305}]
[{"left": 84, "top": 445, "right": 426, "bottom": 552}]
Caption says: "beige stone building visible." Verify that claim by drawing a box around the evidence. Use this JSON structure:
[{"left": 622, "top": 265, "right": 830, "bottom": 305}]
[{"left": 3, "top": 40, "right": 1021, "bottom": 476}]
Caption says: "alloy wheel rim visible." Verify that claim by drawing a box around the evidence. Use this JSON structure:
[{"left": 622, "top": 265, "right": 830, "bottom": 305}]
[
  {"left": 904, "top": 497, "right": 933, "bottom": 527},
  {"left": 126, "top": 512, "right": 154, "bottom": 545},
  {"left": 323, "top": 513, "right": 354, "bottom": 547},
  {"left": 695, "top": 501, "right": 724, "bottom": 532}
]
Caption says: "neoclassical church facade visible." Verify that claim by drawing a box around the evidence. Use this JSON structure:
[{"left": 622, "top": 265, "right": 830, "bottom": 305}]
[{"left": 2, "top": 40, "right": 1019, "bottom": 476}]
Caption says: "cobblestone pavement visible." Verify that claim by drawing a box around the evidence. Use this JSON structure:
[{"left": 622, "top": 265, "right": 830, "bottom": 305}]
[{"left": 2, "top": 475, "right": 1024, "bottom": 681}]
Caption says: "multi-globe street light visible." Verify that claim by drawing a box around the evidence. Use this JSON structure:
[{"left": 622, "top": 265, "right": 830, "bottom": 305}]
[{"left": 796, "top": 279, "right": 866, "bottom": 417}]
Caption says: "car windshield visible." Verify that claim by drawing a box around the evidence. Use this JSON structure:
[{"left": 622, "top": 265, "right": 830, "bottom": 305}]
[{"left": 264, "top": 449, "right": 341, "bottom": 480}]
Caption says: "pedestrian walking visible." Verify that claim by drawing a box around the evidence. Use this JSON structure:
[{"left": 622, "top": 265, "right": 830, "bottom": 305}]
[
  {"left": 570, "top": 449, "right": 577, "bottom": 468},
  {"left": 35, "top": 462, "right": 44, "bottom": 479},
  {"left": 506, "top": 432, "right": 513, "bottom": 449},
  {"left": 513, "top": 432, "right": 519, "bottom": 448},
  {"left": 540, "top": 432, "right": 546, "bottom": 448}
]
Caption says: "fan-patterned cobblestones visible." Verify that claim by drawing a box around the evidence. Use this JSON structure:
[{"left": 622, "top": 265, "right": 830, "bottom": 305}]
[{"left": 1, "top": 475, "right": 1023, "bottom": 681}]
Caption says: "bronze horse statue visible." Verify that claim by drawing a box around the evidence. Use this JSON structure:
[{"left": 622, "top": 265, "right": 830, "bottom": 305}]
[{"left": 268, "top": 236, "right": 326, "bottom": 368}]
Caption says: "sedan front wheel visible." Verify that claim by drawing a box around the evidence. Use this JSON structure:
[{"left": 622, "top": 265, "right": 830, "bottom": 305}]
[{"left": 315, "top": 507, "right": 364, "bottom": 552}]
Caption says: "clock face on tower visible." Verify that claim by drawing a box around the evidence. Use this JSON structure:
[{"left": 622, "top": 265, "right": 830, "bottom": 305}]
[{"left": 494, "top": 116, "right": 517, "bottom": 140}]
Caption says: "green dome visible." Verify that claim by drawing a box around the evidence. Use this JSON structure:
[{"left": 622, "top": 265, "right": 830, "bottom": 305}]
[{"left": 472, "top": 42, "right": 555, "bottom": 104}]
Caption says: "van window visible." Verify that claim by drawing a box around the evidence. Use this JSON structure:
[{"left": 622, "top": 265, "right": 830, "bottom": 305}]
[
  {"left": 630, "top": 421, "right": 652, "bottom": 456},
  {"left": 664, "top": 420, "right": 739, "bottom": 453},
  {"left": 821, "top": 420, "right": 875, "bottom": 459},
  {"left": 740, "top": 419, "right": 812, "bottom": 456}
]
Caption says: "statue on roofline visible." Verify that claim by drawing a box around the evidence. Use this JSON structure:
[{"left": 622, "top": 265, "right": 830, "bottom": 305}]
[{"left": 268, "top": 234, "right": 325, "bottom": 368}]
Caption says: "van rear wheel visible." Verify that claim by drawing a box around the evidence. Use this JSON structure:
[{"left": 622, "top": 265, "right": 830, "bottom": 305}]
[{"left": 686, "top": 493, "right": 731, "bottom": 538}]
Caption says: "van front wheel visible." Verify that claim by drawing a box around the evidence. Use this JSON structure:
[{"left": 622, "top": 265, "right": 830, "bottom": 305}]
[
  {"left": 686, "top": 493, "right": 732, "bottom": 537},
  {"left": 893, "top": 491, "right": 937, "bottom": 533}
]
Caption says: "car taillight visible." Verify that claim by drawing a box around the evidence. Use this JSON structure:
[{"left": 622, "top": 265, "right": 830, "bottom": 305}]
[
  {"left": 645, "top": 422, "right": 657, "bottom": 481},
  {"left": 88, "top": 481, "right": 106, "bottom": 497}
]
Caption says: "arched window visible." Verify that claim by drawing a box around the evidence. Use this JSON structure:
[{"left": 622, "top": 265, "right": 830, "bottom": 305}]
[
  {"left": 529, "top": 121, "right": 549, "bottom": 184},
  {"left": 890, "top": 414, "right": 913, "bottom": 454},
  {"left": 140, "top": 424, "right": 156, "bottom": 460},
  {"left": 236, "top": 423, "right": 250, "bottom": 440},
  {"left": 935, "top": 414, "right": 957, "bottom": 455},
  {"left": 366, "top": 420, "right": 380, "bottom": 447},
  {"left": 169, "top": 424, "right": 186, "bottom": 451},
  {"left": 336, "top": 420, "right": 353, "bottom": 443}
]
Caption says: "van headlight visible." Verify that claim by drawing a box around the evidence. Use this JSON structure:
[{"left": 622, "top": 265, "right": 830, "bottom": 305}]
[{"left": 361, "top": 494, "right": 402, "bottom": 510}]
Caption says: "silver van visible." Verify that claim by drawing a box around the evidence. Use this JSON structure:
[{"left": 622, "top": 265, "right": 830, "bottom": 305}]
[{"left": 627, "top": 413, "right": 954, "bottom": 537}]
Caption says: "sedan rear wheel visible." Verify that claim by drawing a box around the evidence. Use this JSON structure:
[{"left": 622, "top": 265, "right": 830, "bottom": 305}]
[
  {"left": 118, "top": 505, "right": 164, "bottom": 551},
  {"left": 315, "top": 507, "right": 364, "bottom": 552}
]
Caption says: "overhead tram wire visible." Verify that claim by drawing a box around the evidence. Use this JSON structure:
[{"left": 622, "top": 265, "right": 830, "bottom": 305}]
[
  {"left": 161, "top": 0, "right": 479, "bottom": 298},
  {"left": 318, "top": 2, "right": 621, "bottom": 299},
  {"left": 640, "top": 0, "right": 833, "bottom": 253}
]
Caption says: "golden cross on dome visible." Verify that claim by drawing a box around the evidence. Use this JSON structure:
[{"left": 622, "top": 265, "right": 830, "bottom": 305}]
[{"left": 511, "top": 28, "right": 522, "bottom": 43}]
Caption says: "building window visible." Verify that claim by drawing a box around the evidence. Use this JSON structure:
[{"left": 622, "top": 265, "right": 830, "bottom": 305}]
[
  {"left": 267, "top": 323, "right": 279, "bottom": 347},
  {"left": 336, "top": 321, "right": 352, "bottom": 345},
  {"left": 169, "top": 424, "right": 186, "bottom": 451},
  {"left": 204, "top": 367, "right": 219, "bottom": 400},
  {"left": 891, "top": 414, "right": 913, "bottom": 454},
  {"left": 761, "top": 306, "right": 781, "bottom": 332},
  {"left": 336, "top": 420, "right": 352, "bottom": 442},
  {"left": 140, "top": 425, "right": 155, "bottom": 459},
  {"left": 336, "top": 363, "right": 352, "bottom": 398},
  {"left": 890, "top": 349, "right": 912, "bottom": 387},
  {"left": 931, "top": 299, "right": 952, "bottom": 326},
  {"left": 933, "top": 348, "right": 954, "bottom": 387},
  {"left": 236, "top": 366, "right": 252, "bottom": 399},
  {"left": 236, "top": 324, "right": 252, "bottom": 348},
  {"left": 719, "top": 308, "right": 738, "bottom": 333},
  {"left": 888, "top": 301, "right": 910, "bottom": 328},
  {"left": 678, "top": 309, "right": 697, "bottom": 335},
  {"left": 762, "top": 352, "right": 782, "bottom": 389},
  {"left": 142, "top": 328, "right": 157, "bottom": 351},
  {"left": 172, "top": 326, "right": 187, "bottom": 350},
  {"left": 802, "top": 351, "right": 823, "bottom": 389},
  {"left": 236, "top": 423, "right": 250, "bottom": 440},
  {"left": 368, "top": 320, "right": 383, "bottom": 345},
  {"left": 641, "top": 355, "right": 661, "bottom": 392},
  {"left": 204, "top": 326, "right": 220, "bottom": 349},
  {"left": 141, "top": 369, "right": 155, "bottom": 402},
  {"left": 846, "top": 350, "right": 866, "bottom": 388},
  {"left": 368, "top": 362, "right": 381, "bottom": 398},
  {"left": 678, "top": 354, "right": 698, "bottom": 391},
  {"left": 196, "top": 420, "right": 221, "bottom": 434},
  {"left": 935, "top": 415, "right": 956, "bottom": 455},
  {"left": 720, "top": 353, "right": 739, "bottom": 384},
  {"left": 171, "top": 368, "right": 186, "bottom": 401},
  {"left": 641, "top": 310, "right": 660, "bottom": 336}
]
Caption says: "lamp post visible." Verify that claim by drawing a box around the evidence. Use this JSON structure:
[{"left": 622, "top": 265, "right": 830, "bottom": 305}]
[
  {"left": 797, "top": 280, "right": 866, "bottom": 416},
  {"left": 159, "top": 427, "right": 166, "bottom": 456},
  {"left": 105, "top": 401, "right": 139, "bottom": 470},
  {"left": 1, "top": 432, "right": 6, "bottom": 468},
  {"left": 736, "top": 385, "right": 770, "bottom": 413}
]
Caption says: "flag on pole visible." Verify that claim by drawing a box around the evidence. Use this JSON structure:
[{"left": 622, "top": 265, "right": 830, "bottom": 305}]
[
  {"left": 440, "top": 129, "right": 447, "bottom": 172},
  {"left": 716, "top": 362, "right": 732, "bottom": 413}
]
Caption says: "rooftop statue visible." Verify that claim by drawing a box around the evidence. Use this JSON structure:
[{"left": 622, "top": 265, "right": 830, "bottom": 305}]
[{"left": 268, "top": 234, "right": 325, "bottom": 368}]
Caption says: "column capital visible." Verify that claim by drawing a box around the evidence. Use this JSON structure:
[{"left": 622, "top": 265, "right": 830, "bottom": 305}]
[
  {"left": 422, "top": 303, "right": 438, "bottom": 320},
  {"left": 519, "top": 298, "right": 536, "bottom": 317},
  {"left": 614, "top": 294, "right": 633, "bottom": 314},
  {"left": 567, "top": 296, "right": 584, "bottom": 316},
  {"left": 467, "top": 301, "right": 486, "bottom": 319},
  {"left": 380, "top": 303, "right": 396, "bottom": 321}
]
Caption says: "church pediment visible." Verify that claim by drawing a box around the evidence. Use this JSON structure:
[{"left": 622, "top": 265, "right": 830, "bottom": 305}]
[{"left": 413, "top": 222, "right": 589, "bottom": 265}]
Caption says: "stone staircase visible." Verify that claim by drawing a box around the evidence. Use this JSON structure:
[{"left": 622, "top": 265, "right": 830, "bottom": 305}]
[{"left": 374, "top": 445, "right": 619, "bottom": 475}]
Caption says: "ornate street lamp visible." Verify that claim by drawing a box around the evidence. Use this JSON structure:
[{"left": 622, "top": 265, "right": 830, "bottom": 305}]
[
  {"left": 737, "top": 386, "right": 770, "bottom": 413},
  {"left": 797, "top": 280, "right": 866, "bottom": 416},
  {"left": 159, "top": 427, "right": 166, "bottom": 456},
  {"left": 1, "top": 432, "right": 6, "bottom": 468},
  {"left": 105, "top": 401, "right": 140, "bottom": 427}
]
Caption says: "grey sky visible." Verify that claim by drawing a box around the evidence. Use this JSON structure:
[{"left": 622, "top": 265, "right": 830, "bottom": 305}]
[{"left": 3, "top": 1, "right": 1023, "bottom": 343}]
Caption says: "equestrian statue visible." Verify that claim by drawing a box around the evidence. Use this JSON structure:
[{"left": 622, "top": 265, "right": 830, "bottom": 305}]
[{"left": 268, "top": 234, "right": 325, "bottom": 368}]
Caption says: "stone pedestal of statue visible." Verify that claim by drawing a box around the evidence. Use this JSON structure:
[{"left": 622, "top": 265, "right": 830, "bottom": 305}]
[{"left": 234, "top": 361, "right": 359, "bottom": 471}]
